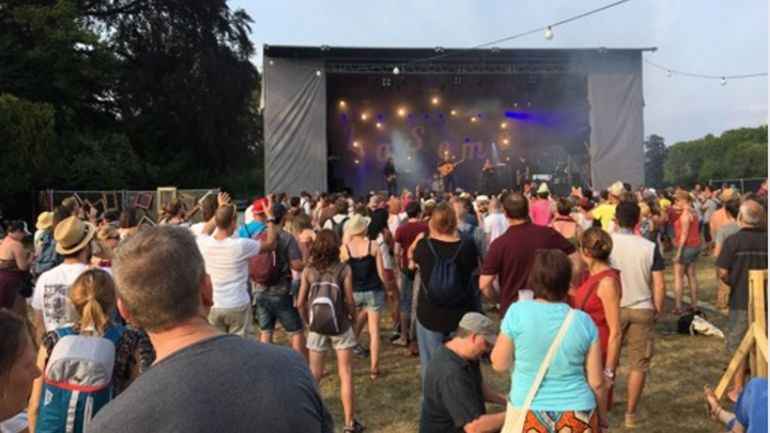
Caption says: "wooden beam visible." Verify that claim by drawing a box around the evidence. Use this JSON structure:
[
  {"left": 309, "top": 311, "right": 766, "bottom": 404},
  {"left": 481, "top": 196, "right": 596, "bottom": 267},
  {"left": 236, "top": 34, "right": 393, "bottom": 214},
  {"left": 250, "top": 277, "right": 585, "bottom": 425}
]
[{"left": 715, "top": 326, "right": 755, "bottom": 401}]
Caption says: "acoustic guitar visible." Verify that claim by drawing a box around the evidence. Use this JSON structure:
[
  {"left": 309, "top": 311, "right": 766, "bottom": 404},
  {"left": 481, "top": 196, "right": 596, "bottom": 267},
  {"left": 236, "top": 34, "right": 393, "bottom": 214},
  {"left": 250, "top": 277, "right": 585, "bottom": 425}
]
[{"left": 437, "top": 160, "right": 465, "bottom": 177}]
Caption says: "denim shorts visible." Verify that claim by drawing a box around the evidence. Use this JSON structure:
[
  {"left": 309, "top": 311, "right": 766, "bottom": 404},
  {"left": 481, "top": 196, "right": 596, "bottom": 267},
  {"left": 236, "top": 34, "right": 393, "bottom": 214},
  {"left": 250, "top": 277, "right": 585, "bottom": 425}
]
[
  {"left": 254, "top": 292, "right": 304, "bottom": 334},
  {"left": 353, "top": 290, "right": 384, "bottom": 312}
]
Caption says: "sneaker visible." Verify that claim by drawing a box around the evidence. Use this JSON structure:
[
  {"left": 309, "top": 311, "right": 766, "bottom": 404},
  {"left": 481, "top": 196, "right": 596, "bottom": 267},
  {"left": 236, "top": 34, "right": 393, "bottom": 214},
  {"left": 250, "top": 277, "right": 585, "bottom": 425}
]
[{"left": 353, "top": 344, "right": 369, "bottom": 358}]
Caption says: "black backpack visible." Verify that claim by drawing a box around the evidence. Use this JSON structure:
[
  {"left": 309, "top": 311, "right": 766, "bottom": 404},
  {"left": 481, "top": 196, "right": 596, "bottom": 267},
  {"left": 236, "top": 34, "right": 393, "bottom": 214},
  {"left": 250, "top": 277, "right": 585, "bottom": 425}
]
[
  {"left": 330, "top": 216, "right": 349, "bottom": 240},
  {"left": 423, "top": 238, "right": 470, "bottom": 308}
]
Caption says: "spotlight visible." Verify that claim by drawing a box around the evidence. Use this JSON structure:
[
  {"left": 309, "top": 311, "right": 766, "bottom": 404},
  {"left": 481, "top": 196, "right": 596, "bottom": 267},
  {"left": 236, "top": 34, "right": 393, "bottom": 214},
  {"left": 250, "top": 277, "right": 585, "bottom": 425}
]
[
  {"left": 360, "top": 113, "right": 368, "bottom": 121},
  {"left": 353, "top": 141, "right": 359, "bottom": 148},
  {"left": 431, "top": 97, "right": 440, "bottom": 105},
  {"left": 544, "top": 26, "right": 554, "bottom": 40},
  {"left": 470, "top": 117, "right": 477, "bottom": 123},
  {"left": 315, "top": 70, "right": 322, "bottom": 76},
  {"left": 720, "top": 77, "right": 727, "bottom": 86},
  {"left": 503, "top": 138, "right": 510, "bottom": 145},
  {"left": 393, "top": 66, "right": 400, "bottom": 75},
  {"left": 354, "top": 159, "right": 360, "bottom": 165},
  {"left": 376, "top": 122, "right": 382, "bottom": 129},
  {"left": 268, "top": 60, "right": 274, "bottom": 66},
  {"left": 339, "top": 100, "right": 347, "bottom": 108},
  {"left": 450, "top": 109, "right": 458, "bottom": 116},
  {"left": 500, "top": 122, "right": 508, "bottom": 129},
  {"left": 397, "top": 107, "right": 407, "bottom": 118},
  {"left": 506, "top": 157, "right": 511, "bottom": 162}
]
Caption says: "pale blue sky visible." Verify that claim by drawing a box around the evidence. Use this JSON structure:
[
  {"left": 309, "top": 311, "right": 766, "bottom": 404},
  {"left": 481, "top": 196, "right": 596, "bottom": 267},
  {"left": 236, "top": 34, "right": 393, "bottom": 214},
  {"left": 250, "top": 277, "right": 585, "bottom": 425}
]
[{"left": 233, "top": 0, "right": 768, "bottom": 144}]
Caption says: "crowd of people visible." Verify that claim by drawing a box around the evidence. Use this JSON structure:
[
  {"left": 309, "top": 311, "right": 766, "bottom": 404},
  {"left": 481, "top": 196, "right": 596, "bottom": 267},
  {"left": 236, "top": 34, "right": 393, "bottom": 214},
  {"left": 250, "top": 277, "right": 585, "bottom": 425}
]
[{"left": 0, "top": 178, "right": 767, "bottom": 433}]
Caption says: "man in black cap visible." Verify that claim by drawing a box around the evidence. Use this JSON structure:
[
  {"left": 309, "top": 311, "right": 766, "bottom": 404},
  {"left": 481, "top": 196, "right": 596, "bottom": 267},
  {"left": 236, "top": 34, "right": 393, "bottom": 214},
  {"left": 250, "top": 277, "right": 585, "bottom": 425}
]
[{"left": 420, "top": 312, "right": 507, "bottom": 433}]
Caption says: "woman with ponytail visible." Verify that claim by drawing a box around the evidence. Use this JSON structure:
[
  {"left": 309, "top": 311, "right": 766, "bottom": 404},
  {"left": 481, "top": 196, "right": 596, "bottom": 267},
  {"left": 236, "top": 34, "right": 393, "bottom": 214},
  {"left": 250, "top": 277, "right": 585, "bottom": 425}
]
[
  {"left": 28, "top": 269, "right": 154, "bottom": 433},
  {"left": 570, "top": 227, "right": 622, "bottom": 410}
]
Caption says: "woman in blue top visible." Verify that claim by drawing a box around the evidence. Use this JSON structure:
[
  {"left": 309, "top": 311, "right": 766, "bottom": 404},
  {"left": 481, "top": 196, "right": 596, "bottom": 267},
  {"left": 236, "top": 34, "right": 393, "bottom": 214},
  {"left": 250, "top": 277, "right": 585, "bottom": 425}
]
[{"left": 491, "top": 250, "right": 609, "bottom": 433}]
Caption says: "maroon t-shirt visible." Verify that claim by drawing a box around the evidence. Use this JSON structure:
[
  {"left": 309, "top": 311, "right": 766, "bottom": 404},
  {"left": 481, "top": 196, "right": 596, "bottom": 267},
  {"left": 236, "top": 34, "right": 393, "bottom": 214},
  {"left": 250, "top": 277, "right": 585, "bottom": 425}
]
[
  {"left": 480, "top": 222, "right": 576, "bottom": 317},
  {"left": 394, "top": 220, "right": 429, "bottom": 270}
]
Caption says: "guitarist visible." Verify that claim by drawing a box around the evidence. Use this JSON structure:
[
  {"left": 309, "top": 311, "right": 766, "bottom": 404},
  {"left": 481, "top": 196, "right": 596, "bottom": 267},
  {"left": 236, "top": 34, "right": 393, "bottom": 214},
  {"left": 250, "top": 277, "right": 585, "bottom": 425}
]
[
  {"left": 383, "top": 157, "right": 397, "bottom": 197},
  {"left": 437, "top": 155, "right": 462, "bottom": 193}
]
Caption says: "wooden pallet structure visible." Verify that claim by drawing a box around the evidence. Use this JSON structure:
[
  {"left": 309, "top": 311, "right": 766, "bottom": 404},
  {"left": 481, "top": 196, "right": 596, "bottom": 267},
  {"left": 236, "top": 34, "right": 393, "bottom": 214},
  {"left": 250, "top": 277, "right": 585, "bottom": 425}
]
[{"left": 715, "top": 269, "right": 768, "bottom": 400}]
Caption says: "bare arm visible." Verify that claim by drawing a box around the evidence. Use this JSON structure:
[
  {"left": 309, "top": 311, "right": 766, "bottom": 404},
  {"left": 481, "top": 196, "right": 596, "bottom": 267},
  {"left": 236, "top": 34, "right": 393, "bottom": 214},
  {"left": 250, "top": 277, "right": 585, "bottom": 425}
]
[
  {"left": 718, "top": 267, "right": 730, "bottom": 285},
  {"left": 27, "top": 344, "right": 49, "bottom": 432},
  {"left": 462, "top": 412, "right": 506, "bottom": 433},
  {"left": 342, "top": 268, "right": 357, "bottom": 321},
  {"left": 652, "top": 270, "right": 665, "bottom": 318},
  {"left": 202, "top": 192, "right": 230, "bottom": 235},
  {"left": 13, "top": 243, "right": 31, "bottom": 271},
  {"left": 490, "top": 332, "right": 514, "bottom": 373},
  {"left": 32, "top": 309, "right": 45, "bottom": 342},
  {"left": 373, "top": 243, "right": 387, "bottom": 285},
  {"left": 296, "top": 270, "right": 310, "bottom": 323},
  {"left": 290, "top": 258, "right": 303, "bottom": 272},
  {"left": 479, "top": 274, "right": 500, "bottom": 301},
  {"left": 585, "top": 341, "right": 609, "bottom": 430},
  {"left": 258, "top": 196, "right": 278, "bottom": 252},
  {"left": 596, "top": 278, "right": 622, "bottom": 372},
  {"left": 393, "top": 242, "right": 403, "bottom": 273},
  {"left": 568, "top": 251, "right": 583, "bottom": 285}
]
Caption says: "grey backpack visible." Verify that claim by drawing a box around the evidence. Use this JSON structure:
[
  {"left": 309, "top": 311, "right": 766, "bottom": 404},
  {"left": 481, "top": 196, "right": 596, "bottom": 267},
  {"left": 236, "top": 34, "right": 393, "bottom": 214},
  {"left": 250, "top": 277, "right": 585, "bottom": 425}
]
[{"left": 307, "top": 264, "right": 348, "bottom": 336}]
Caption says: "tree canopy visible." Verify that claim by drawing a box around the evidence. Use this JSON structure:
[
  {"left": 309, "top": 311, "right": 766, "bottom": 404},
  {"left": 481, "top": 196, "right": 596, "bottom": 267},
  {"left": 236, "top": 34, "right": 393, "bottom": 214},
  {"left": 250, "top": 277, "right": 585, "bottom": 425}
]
[
  {"left": 0, "top": 0, "right": 261, "bottom": 194},
  {"left": 661, "top": 125, "right": 767, "bottom": 187}
]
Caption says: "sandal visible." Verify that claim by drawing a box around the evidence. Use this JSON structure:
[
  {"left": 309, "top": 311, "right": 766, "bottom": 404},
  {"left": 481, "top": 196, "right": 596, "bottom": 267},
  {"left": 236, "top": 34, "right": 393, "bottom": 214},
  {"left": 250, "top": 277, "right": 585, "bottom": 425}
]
[
  {"left": 704, "top": 385, "right": 721, "bottom": 419},
  {"left": 369, "top": 368, "right": 380, "bottom": 381}
]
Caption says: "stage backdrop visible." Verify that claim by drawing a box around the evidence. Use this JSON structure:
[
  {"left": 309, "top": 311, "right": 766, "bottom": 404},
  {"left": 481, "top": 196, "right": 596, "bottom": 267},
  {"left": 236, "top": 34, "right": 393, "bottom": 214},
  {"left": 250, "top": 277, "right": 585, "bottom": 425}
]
[{"left": 263, "top": 46, "right": 650, "bottom": 195}]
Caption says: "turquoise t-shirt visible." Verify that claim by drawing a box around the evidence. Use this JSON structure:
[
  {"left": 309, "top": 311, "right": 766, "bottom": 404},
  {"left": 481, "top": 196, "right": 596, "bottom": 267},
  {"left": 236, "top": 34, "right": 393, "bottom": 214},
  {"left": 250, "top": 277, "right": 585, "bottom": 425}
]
[
  {"left": 501, "top": 300, "right": 598, "bottom": 411},
  {"left": 237, "top": 221, "right": 265, "bottom": 239}
]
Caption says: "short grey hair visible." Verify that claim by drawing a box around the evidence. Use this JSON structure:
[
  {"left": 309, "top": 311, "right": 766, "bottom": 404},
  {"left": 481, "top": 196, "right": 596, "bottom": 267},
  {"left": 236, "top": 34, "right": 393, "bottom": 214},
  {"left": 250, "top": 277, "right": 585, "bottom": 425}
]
[
  {"left": 113, "top": 226, "right": 204, "bottom": 332},
  {"left": 739, "top": 200, "right": 764, "bottom": 227}
]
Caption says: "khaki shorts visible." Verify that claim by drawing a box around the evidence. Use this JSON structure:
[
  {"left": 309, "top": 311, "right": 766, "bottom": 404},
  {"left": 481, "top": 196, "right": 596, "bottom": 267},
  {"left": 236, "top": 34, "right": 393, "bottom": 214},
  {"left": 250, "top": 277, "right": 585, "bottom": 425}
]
[
  {"left": 620, "top": 307, "right": 655, "bottom": 372},
  {"left": 208, "top": 304, "right": 253, "bottom": 338},
  {"left": 307, "top": 327, "right": 358, "bottom": 352}
]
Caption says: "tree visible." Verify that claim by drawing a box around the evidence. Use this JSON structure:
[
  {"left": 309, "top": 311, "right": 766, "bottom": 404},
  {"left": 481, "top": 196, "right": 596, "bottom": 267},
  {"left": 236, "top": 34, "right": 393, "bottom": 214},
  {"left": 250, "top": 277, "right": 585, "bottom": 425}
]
[{"left": 644, "top": 134, "right": 666, "bottom": 188}]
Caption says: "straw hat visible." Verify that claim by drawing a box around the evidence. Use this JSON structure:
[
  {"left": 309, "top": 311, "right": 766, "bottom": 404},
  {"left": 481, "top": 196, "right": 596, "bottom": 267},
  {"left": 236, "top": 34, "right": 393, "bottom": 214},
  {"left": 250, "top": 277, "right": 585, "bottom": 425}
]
[
  {"left": 54, "top": 216, "right": 96, "bottom": 255},
  {"left": 36, "top": 211, "right": 53, "bottom": 230},
  {"left": 537, "top": 183, "right": 550, "bottom": 195},
  {"left": 608, "top": 181, "right": 625, "bottom": 198},
  {"left": 346, "top": 214, "right": 371, "bottom": 236},
  {"left": 719, "top": 188, "right": 740, "bottom": 203}
]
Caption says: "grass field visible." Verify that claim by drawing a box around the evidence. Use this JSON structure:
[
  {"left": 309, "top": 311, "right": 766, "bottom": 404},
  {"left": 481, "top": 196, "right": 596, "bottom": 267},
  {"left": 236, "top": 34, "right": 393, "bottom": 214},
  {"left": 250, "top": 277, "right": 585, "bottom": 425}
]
[{"left": 265, "top": 254, "right": 737, "bottom": 433}]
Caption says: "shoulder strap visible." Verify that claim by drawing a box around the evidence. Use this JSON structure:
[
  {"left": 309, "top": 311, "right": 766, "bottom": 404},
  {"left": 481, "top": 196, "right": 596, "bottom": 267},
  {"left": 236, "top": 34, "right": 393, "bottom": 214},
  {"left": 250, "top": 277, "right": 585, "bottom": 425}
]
[
  {"left": 426, "top": 238, "right": 439, "bottom": 259},
  {"left": 518, "top": 309, "right": 575, "bottom": 413},
  {"left": 55, "top": 326, "right": 76, "bottom": 338},
  {"left": 345, "top": 244, "right": 352, "bottom": 258},
  {"left": 450, "top": 238, "right": 465, "bottom": 261},
  {"left": 578, "top": 270, "right": 618, "bottom": 310}
]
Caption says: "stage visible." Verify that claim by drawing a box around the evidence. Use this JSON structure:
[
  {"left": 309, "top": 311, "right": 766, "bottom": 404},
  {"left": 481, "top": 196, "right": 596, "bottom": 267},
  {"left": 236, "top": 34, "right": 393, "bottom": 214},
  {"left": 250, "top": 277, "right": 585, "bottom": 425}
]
[{"left": 262, "top": 46, "right": 651, "bottom": 195}]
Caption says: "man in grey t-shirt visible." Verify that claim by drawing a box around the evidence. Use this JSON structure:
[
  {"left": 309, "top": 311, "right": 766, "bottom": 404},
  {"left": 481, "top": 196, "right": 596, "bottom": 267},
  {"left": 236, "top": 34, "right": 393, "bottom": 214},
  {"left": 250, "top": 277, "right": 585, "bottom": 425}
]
[
  {"left": 712, "top": 199, "right": 740, "bottom": 313},
  {"left": 91, "top": 221, "right": 333, "bottom": 433}
]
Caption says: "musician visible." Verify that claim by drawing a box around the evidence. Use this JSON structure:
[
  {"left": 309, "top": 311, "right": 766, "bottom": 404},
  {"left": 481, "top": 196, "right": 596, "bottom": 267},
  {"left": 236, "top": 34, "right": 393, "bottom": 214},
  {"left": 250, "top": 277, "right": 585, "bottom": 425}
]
[
  {"left": 437, "top": 155, "right": 458, "bottom": 193},
  {"left": 481, "top": 158, "right": 497, "bottom": 195},
  {"left": 513, "top": 155, "right": 530, "bottom": 190},
  {"left": 384, "top": 157, "right": 397, "bottom": 197}
]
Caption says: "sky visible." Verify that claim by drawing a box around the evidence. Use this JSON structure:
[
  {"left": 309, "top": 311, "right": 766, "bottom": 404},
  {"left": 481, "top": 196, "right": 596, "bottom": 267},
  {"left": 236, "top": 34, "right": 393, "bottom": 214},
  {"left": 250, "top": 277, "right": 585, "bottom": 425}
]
[{"left": 231, "top": 0, "right": 768, "bottom": 145}]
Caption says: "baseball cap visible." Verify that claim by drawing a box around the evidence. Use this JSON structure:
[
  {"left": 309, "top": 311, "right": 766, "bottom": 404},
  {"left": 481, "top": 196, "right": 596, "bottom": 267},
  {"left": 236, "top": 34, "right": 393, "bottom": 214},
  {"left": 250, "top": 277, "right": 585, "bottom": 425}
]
[
  {"left": 251, "top": 198, "right": 267, "bottom": 215},
  {"left": 8, "top": 220, "right": 31, "bottom": 237},
  {"left": 458, "top": 312, "right": 497, "bottom": 345}
]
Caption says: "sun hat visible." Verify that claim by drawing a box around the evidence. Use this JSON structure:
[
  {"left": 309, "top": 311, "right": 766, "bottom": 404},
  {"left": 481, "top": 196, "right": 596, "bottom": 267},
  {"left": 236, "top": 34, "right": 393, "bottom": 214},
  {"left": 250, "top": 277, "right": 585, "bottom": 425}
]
[
  {"left": 458, "top": 312, "right": 497, "bottom": 345},
  {"left": 475, "top": 195, "right": 490, "bottom": 205},
  {"left": 608, "top": 181, "right": 625, "bottom": 198},
  {"left": 36, "top": 211, "right": 54, "bottom": 230},
  {"left": 54, "top": 216, "right": 96, "bottom": 255},
  {"left": 346, "top": 214, "right": 371, "bottom": 237},
  {"left": 537, "top": 183, "right": 550, "bottom": 195},
  {"left": 719, "top": 188, "right": 740, "bottom": 203}
]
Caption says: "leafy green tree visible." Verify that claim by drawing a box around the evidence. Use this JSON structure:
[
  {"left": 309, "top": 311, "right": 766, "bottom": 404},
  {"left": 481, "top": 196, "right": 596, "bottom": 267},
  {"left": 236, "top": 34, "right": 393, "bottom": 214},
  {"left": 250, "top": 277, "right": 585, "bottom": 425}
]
[{"left": 644, "top": 134, "right": 666, "bottom": 188}]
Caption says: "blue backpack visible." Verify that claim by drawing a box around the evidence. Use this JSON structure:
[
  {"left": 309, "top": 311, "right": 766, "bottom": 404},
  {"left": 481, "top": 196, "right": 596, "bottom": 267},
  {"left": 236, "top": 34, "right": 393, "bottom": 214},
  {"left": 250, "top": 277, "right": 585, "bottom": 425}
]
[
  {"left": 423, "top": 238, "right": 471, "bottom": 308},
  {"left": 33, "top": 231, "right": 61, "bottom": 277},
  {"left": 36, "top": 326, "right": 125, "bottom": 433}
]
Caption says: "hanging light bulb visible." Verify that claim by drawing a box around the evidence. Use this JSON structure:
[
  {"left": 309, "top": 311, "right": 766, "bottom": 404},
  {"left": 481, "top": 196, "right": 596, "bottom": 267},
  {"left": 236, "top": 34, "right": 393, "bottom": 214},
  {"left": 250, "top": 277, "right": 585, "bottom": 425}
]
[
  {"left": 544, "top": 26, "right": 554, "bottom": 41},
  {"left": 393, "top": 66, "right": 400, "bottom": 75},
  {"left": 720, "top": 77, "right": 727, "bottom": 86},
  {"left": 666, "top": 70, "right": 672, "bottom": 78}
]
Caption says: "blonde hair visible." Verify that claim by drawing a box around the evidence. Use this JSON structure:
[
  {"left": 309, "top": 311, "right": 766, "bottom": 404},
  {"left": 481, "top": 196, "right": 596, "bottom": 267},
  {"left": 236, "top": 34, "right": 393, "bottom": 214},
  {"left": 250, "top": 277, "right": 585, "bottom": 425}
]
[{"left": 69, "top": 269, "right": 116, "bottom": 336}]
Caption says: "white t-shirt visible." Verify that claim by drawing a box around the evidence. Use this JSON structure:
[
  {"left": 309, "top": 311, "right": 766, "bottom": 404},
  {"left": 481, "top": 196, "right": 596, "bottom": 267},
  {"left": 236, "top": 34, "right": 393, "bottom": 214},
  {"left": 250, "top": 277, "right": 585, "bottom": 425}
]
[
  {"left": 377, "top": 234, "right": 394, "bottom": 271},
  {"left": 196, "top": 235, "right": 261, "bottom": 309},
  {"left": 483, "top": 212, "right": 509, "bottom": 243},
  {"left": 32, "top": 263, "right": 90, "bottom": 332},
  {"left": 0, "top": 411, "right": 27, "bottom": 433},
  {"left": 609, "top": 233, "right": 656, "bottom": 310},
  {"left": 323, "top": 214, "right": 350, "bottom": 232},
  {"left": 189, "top": 222, "right": 206, "bottom": 237}
]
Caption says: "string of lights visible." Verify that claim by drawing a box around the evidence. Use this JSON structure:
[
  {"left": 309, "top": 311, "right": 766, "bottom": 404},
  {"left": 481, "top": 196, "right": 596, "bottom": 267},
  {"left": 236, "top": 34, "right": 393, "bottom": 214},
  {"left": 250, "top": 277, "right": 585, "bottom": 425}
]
[{"left": 644, "top": 59, "right": 767, "bottom": 85}]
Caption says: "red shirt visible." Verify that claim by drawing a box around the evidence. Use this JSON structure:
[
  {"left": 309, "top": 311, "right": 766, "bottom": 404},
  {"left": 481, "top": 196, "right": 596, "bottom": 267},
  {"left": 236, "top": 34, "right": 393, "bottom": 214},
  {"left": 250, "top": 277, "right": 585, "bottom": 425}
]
[
  {"left": 393, "top": 220, "right": 429, "bottom": 270},
  {"left": 481, "top": 222, "right": 576, "bottom": 317}
]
